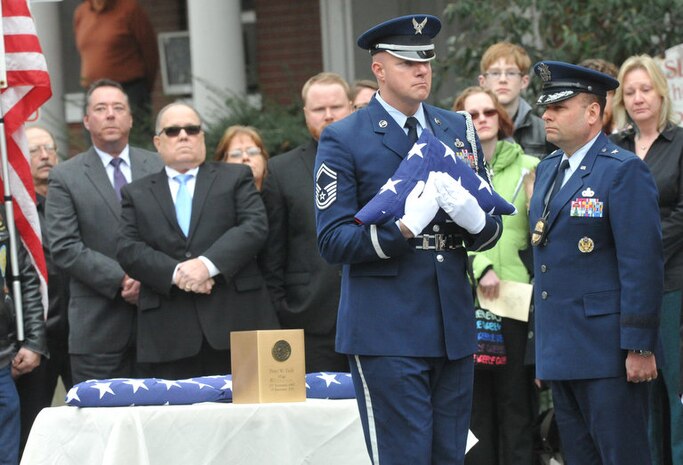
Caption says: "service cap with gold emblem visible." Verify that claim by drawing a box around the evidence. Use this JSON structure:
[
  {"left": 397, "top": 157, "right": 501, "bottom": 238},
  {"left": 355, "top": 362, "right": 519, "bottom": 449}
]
[
  {"left": 533, "top": 61, "right": 619, "bottom": 106},
  {"left": 578, "top": 236, "right": 595, "bottom": 253},
  {"left": 357, "top": 14, "right": 441, "bottom": 62}
]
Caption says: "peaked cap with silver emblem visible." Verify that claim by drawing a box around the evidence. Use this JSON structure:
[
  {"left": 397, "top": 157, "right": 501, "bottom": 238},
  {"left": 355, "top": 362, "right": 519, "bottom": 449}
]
[
  {"left": 533, "top": 60, "right": 619, "bottom": 106},
  {"left": 357, "top": 14, "right": 441, "bottom": 62}
]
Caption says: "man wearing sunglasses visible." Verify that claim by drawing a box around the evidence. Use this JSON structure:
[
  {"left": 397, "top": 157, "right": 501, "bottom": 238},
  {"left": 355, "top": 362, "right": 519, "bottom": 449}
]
[
  {"left": 117, "top": 102, "right": 278, "bottom": 379},
  {"left": 46, "top": 79, "right": 163, "bottom": 386}
]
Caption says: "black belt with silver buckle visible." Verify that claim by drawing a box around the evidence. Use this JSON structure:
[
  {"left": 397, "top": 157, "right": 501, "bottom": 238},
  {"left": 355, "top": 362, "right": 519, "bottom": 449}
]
[{"left": 410, "top": 233, "right": 463, "bottom": 251}]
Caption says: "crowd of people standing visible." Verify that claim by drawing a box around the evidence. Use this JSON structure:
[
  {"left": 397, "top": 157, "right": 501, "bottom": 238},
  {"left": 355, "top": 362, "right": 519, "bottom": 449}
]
[{"left": 1, "top": 6, "right": 682, "bottom": 465}]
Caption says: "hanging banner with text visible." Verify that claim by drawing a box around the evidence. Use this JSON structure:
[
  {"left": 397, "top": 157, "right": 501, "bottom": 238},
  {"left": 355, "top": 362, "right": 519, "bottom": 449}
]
[{"left": 660, "top": 44, "right": 683, "bottom": 124}]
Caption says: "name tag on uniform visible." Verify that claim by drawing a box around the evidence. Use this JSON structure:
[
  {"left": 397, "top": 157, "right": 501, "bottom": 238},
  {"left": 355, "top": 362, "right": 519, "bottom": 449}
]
[{"left": 570, "top": 198, "right": 603, "bottom": 217}]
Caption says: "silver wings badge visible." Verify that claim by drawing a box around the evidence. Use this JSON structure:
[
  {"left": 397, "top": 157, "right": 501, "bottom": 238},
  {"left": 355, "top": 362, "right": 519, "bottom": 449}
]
[{"left": 412, "top": 17, "right": 427, "bottom": 34}]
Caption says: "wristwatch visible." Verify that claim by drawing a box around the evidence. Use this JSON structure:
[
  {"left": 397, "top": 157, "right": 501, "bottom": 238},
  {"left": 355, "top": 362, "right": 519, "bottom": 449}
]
[{"left": 630, "top": 349, "right": 653, "bottom": 357}]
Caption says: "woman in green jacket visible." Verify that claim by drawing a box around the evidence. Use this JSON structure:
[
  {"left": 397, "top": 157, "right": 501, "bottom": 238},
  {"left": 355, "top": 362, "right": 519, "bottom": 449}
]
[{"left": 453, "top": 87, "right": 539, "bottom": 465}]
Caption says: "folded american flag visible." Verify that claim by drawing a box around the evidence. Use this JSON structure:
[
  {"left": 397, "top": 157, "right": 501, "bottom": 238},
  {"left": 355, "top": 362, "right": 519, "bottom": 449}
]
[
  {"left": 355, "top": 130, "right": 515, "bottom": 225},
  {"left": 65, "top": 372, "right": 355, "bottom": 407}
]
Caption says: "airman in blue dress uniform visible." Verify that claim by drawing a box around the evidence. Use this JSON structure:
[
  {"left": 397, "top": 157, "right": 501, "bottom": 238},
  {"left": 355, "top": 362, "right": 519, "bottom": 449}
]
[
  {"left": 314, "top": 14, "right": 502, "bottom": 465},
  {"left": 529, "top": 61, "right": 663, "bottom": 465}
]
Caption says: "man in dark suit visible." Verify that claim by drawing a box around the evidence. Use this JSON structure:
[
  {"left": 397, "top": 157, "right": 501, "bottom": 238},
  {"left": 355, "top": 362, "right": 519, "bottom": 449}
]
[
  {"left": 46, "top": 79, "right": 162, "bottom": 385},
  {"left": 315, "top": 15, "right": 502, "bottom": 465},
  {"left": 117, "top": 102, "right": 279, "bottom": 380},
  {"left": 529, "top": 61, "right": 662, "bottom": 465},
  {"left": 261, "top": 72, "right": 353, "bottom": 373},
  {"left": 16, "top": 126, "right": 71, "bottom": 456}
]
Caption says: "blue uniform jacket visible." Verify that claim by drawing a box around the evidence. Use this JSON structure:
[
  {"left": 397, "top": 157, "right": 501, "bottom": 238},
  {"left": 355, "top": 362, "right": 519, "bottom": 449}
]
[
  {"left": 530, "top": 133, "right": 663, "bottom": 380},
  {"left": 314, "top": 97, "right": 502, "bottom": 360}
]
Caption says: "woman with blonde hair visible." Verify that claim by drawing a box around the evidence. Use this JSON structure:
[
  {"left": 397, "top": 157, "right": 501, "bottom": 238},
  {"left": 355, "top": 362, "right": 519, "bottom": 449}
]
[
  {"left": 611, "top": 53, "right": 683, "bottom": 465},
  {"left": 215, "top": 125, "right": 269, "bottom": 191},
  {"left": 453, "top": 86, "right": 538, "bottom": 465}
]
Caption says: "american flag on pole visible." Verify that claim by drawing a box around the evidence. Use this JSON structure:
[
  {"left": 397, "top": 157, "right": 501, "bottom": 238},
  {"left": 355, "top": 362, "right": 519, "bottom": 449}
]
[{"left": 0, "top": 0, "right": 51, "bottom": 314}]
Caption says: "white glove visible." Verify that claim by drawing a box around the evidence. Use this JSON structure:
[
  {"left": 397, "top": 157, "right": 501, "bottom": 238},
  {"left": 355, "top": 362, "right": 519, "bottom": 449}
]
[
  {"left": 400, "top": 172, "right": 439, "bottom": 237},
  {"left": 434, "top": 172, "right": 486, "bottom": 234}
]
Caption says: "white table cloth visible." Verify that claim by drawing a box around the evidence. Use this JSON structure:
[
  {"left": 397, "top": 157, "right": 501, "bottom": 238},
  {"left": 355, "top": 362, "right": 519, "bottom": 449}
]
[{"left": 21, "top": 399, "right": 372, "bottom": 465}]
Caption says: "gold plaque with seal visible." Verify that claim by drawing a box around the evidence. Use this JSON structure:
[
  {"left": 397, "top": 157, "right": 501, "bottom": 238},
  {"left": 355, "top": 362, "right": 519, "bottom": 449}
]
[{"left": 231, "top": 329, "right": 306, "bottom": 404}]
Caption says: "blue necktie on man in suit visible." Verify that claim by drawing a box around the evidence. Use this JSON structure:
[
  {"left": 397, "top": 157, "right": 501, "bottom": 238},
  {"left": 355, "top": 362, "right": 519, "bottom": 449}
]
[
  {"left": 175, "top": 174, "right": 193, "bottom": 236},
  {"left": 110, "top": 157, "right": 127, "bottom": 201}
]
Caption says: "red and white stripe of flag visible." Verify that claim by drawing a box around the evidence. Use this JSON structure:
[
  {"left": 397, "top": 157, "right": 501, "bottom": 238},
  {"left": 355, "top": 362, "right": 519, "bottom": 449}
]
[{"left": 0, "top": 0, "right": 52, "bottom": 316}]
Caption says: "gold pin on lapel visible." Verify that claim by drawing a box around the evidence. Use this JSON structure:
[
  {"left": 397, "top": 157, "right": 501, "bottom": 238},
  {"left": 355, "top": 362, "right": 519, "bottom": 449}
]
[{"left": 578, "top": 236, "right": 594, "bottom": 253}]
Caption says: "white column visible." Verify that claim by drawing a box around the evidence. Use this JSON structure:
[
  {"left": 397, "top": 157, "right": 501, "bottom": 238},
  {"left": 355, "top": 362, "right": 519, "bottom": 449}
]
[
  {"left": 187, "top": 0, "right": 246, "bottom": 125},
  {"left": 28, "top": 1, "right": 67, "bottom": 149},
  {"left": 320, "top": 0, "right": 354, "bottom": 82}
]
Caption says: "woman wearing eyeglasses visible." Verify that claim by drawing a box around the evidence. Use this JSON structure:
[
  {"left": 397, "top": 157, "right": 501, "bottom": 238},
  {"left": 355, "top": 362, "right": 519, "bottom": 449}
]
[
  {"left": 215, "top": 125, "right": 269, "bottom": 191},
  {"left": 453, "top": 86, "right": 539, "bottom": 465}
]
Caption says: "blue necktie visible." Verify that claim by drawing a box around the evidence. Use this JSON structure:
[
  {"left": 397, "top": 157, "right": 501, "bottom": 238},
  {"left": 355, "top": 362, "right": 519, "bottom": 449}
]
[
  {"left": 110, "top": 157, "right": 128, "bottom": 201},
  {"left": 175, "top": 174, "right": 193, "bottom": 236}
]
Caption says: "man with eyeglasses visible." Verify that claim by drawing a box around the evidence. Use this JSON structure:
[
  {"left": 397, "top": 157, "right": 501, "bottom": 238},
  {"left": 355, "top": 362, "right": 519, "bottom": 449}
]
[
  {"left": 27, "top": 128, "right": 58, "bottom": 199},
  {"left": 261, "top": 72, "right": 353, "bottom": 373},
  {"left": 479, "top": 42, "right": 550, "bottom": 158},
  {"left": 117, "top": 102, "right": 278, "bottom": 379},
  {"left": 15, "top": 127, "right": 72, "bottom": 457},
  {"left": 46, "top": 79, "right": 162, "bottom": 385}
]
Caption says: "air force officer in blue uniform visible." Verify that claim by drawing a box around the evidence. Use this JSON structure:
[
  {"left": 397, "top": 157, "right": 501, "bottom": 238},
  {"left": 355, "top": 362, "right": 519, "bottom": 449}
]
[
  {"left": 314, "top": 15, "right": 502, "bottom": 465},
  {"left": 529, "top": 61, "right": 663, "bottom": 465}
]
